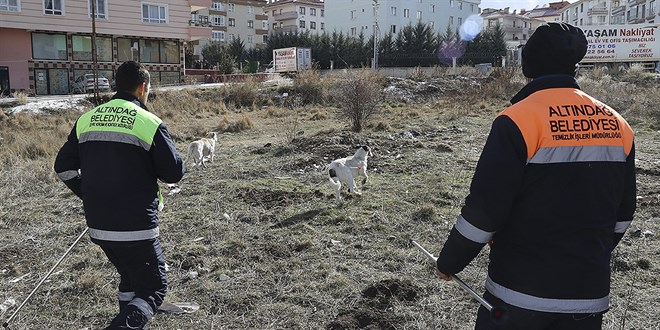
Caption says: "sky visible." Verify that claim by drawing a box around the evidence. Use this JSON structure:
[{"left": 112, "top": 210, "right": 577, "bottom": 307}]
[{"left": 479, "top": 0, "right": 560, "bottom": 11}]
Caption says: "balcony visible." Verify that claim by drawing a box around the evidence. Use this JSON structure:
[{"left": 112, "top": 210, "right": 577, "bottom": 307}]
[
  {"left": 588, "top": 5, "right": 608, "bottom": 15},
  {"left": 647, "top": 8, "right": 656, "bottom": 19},
  {"left": 273, "top": 11, "right": 298, "bottom": 21},
  {"left": 270, "top": 24, "right": 297, "bottom": 34},
  {"left": 189, "top": 0, "right": 211, "bottom": 12},
  {"left": 188, "top": 17, "right": 212, "bottom": 40},
  {"left": 611, "top": 5, "right": 625, "bottom": 14}
]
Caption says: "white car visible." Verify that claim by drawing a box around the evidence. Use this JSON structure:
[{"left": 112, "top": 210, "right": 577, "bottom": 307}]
[{"left": 72, "top": 74, "right": 111, "bottom": 94}]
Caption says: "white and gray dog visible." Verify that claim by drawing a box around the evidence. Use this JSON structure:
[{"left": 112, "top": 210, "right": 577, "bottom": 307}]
[
  {"left": 185, "top": 132, "right": 217, "bottom": 169},
  {"left": 325, "top": 145, "right": 372, "bottom": 201}
]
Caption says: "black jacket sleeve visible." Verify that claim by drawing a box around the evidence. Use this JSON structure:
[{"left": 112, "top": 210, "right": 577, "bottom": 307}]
[
  {"left": 614, "top": 142, "right": 636, "bottom": 248},
  {"left": 150, "top": 123, "right": 185, "bottom": 183},
  {"left": 437, "top": 115, "right": 527, "bottom": 275},
  {"left": 54, "top": 125, "right": 83, "bottom": 198}
]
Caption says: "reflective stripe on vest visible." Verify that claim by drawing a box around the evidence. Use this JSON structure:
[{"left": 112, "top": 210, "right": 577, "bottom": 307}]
[
  {"left": 88, "top": 227, "right": 159, "bottom": 241},
  {"left": 528, "top": 145, "right": 627, "bottom": 164},
  {"left": 76, "top": 98, "right": 162, "bottom": 149},
  {"left": 614, "top": 220, "right": 632, "bottom": 233},
  {"left": 57, "top": 170, "right": 80, "bottom": 181},
  {"left": 501, "top": 88, "right": 634, "bottom": 164},
  {"left": 486, "top": 276, "right": 609, "bottom": 313},
  {"left": 455, "top": 215, "right": 494, "bottom": 244}
]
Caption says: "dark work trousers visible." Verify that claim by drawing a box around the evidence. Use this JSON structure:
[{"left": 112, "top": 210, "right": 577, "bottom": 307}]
[
  {"left": 99, "top": 239, "right": 167, "bottom": 330},
  {"left": 475, "top": 291, "right": 603, "bottom": 330}
]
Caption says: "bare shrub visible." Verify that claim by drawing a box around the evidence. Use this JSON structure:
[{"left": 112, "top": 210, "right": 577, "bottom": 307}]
[
  {"left": 218, "top": 115, "right": 254, "bottom": 133},
  {"left": 292, "top": 69, "right": 327, "bottom": 104},
  {"left": 222, "top": 77, "right": 261, "bottom": 108},
  {"left": 409, "top": 66, "right": 427, "bottom": 81},
  {"left": 334, "top": 69, "right": 384, "bottom": 132},
  {"left": 11, "top": 90, "right": 29, "bottom": 105},
  {"left": 482, "top": 67, "right": 526, "bottom": 100}
]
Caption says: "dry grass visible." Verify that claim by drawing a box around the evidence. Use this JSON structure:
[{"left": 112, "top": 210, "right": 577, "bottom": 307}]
[{"left": 0, "top": 77, "right": 657, "bottom": 330}]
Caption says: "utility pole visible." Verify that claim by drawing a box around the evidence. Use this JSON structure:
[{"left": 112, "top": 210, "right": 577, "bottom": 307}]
[
  {"left": 91, "top": 0, "right": 99, "bottom": 102},
  {"left": 372, "top": 0, "right": 379, "bottom": 70}
]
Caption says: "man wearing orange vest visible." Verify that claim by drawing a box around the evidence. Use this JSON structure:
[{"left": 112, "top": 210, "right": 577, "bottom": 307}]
[{"left": 435, "top": 23, "right": 636, "bottom": 329}]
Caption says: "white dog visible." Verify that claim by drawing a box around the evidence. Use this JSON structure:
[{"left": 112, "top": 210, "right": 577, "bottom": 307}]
[
  {"left": 185, "top": 132, "right": 217, "bottom": 169},
  {"left": 325, "top": 145, "right": 372, "bottom": 201}
]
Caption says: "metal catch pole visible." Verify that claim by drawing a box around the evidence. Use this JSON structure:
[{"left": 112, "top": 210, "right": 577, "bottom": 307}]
[{"left": 3, "top": 227, "right": 89, "bottom": 329}]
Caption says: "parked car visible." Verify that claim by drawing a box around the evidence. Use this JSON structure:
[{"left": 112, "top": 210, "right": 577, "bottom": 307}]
[{"left": 72, "top": 74, "right": 111, "bottom": 94}]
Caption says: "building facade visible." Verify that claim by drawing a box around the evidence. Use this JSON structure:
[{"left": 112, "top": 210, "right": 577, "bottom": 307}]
[
  {"left": 265, "top": 0, "right": 324, "bottom": 35},
  {"left": 0, "top": 0, "right": 211, "bottom": 95},
  {"left": 558, "top": 0, "right": 659, "bottom": 26},
  {"left": 521, "top": 1, "right": 571, "bottom": 22},
  {"left": 323, "top": 0, "right": 480, "bottom": 39},
  {"left": 191, "top": 0, "right": 268, "bottom": 60},
  {"left": 481, "top": 7, "right": 545, "bottom": 64}
]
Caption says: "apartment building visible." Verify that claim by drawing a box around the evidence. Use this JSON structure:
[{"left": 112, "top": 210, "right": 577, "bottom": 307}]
[
  {"left": 0, "top": 0, "right": 212, "bottom": 95},
  {"left": 265, "top": 0, "right": 324, "bottom": 35},
  {"left": 481, "top": 7, "right": 545, "bottom": 64},
  {"left": 191, "top": 0, "right": 268, "bottom": 59},
  {"left": 522, "top": 1, "right": 571, "bottom": 22},
  {"left": 558, "top": 0, "right": 659, "bottom": 26},
  {"left": 323, "top": 0, "right": 480, "bottom": 39}
]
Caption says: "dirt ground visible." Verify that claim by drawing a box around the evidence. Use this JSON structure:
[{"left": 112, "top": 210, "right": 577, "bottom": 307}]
[{"left": 0, "top": 74, "right": 658, "bottom": 330}]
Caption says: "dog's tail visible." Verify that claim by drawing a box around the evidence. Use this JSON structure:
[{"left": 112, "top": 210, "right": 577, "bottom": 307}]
[{"left": 327, "top": 166, "right": 341, "bottom": 189}]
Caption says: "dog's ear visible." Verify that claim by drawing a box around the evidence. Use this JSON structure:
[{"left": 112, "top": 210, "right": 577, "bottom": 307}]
[{"left": 362, "top": 145, "right": 369, "bottom": 151}]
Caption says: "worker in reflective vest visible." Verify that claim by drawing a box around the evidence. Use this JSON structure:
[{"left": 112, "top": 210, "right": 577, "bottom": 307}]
[
  {"left": 435, "top": 23, "right": 636, "bottom": 330},
  {"left": 55, "top": 61, "right": 185, "bottom": 329}
]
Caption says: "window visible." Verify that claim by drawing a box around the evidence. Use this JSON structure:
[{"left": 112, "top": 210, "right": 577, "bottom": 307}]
[
  {"left": 299, "top": 20, "right": 305, "bottom": 28},
  {"left": 1, "top": 0, "right": 19, "bottom": 12},
  {"left": 403, "top": 8, "right": 409, "bottom": 17},
  {"left": 88, "top": 0, "right": 106, "bottom": 18},
  {"left": 350, "top": 10, "right": 356, "bottom": 19},
  {"left": 272, "top": 10, "right": 275, "bottom": 15},
  {"left": 228, "top": 18, "right": 235, "bottom": 26},
  {"left": 247, "top": 35, "right": 253, "bottom": 44},
  {"left": 32, "top": 33, "right": 67, "bottom": 59},
  {"left": 310, "top": 8, "right": 316, "bottom": 16},
  {"left": 272, "top": 23, "right": 277, "bottom": 29},
  {"left": 449, "top": 16, "right": 454, "bottom": 24},
  {"left": 262, "top": 35, "right": 268, "bottom": 43},
  {"left": 211, "top": 30, "right": 225, "bottom": 41},
  {"left": 320, "top": 9, "right": 324, "bottom": 17},
  {"left": 449, "top": 0, "right": 454, "bottom": 7},
  {"left": 247, "top": 5, "right": 253, "bottom": 13},
  {"left": 430, "top": 4, "right": 434, "bottom": 13},
  {"left": 391, "top": 6, "right": 396, "bottom": 16},
  {"left": 117, "top": 38, "right": 140, "bottom": 61},
  {"left": 471, "top": 4, "right": 474, "bottom": 12},
  {"left": 416, "top": 11, "right": 421, "bottom": 19},
  {"left": 310, "top": 21, "right": 316, "bottom": 29},
  {"left": 227, "top": 3, "right": 234, "bottom": 12},
  {"left": 159, "top": 40, "right": 179, "bottom": 64},
  {"left": 299, "top": 6, "right": 305, "bottom": 15},
  {"left": 139, "top": 39, "right": 159, "bottom": 62},
  {"left": 247, "top": 20, "right": 253, "bottom": 28},
  {"left": 211, "top": 15, "right": 225, "bottom": 26},
  {"left": 142, "top": 3, "right": 167, "bottom": 24},
  {"left": 229, "top": 33, "right": 235, "bottom": 41},
  {"left": 320, "top": 22, "right": 324, "bottom": 30},
  {"left": 458, "top": 1, "right": 463, "bottom": 10},
  {"left": 350, "top": 27, "right": 356, "bottom": 35},
  {"left": 580, "top": 3, "right": 583, "bottom": 12},
  {"left": 72, "top": 35, "right": 112, "bottom": 61},
  {"left": 262, "top": 20, "right": 267, "bottom": 29},
  {"left": 458, "top": 17, "right": 462, "bottom": 25},
  {"left": 211, "top": 1, "right": 223, "bottom": 10},
  {"left": 391, "top": 25, "right": 396, "bottom": 33},
  {"left": 44, "top": 0, "right": 63, "bottom": 15}
]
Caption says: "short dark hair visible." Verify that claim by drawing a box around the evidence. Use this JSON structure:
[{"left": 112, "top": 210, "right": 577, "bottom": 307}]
[{"left": 115, "top": 61, "right": 150, "bottom": 93}]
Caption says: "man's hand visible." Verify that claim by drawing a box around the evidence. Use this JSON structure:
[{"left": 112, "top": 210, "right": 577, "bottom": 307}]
[{"left": 435, "top": 268, "right": 453, "bottom": 281}]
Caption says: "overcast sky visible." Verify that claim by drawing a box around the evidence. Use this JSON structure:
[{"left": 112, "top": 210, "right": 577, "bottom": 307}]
[{"left": 480, "top": 0, "right": 562, "bottom": 11}]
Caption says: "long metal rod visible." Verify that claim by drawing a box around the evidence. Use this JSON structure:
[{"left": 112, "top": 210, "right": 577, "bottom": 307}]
[
  {"left": 411, "top": 240, "right": 494, "bottom": 311},
  {"left": 3, "top": 227, "right": 89, "bottom": 328}
]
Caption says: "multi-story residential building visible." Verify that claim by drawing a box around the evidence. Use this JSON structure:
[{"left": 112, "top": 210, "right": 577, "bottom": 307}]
[
  {"left": 323, "top": 0, "right": 480, "bottom": 39},
  {"left": 191, "top": 0, "right": 268, "bottom": 61},
  {"left": 0, "top": 0, "right": 212, "bottom": 95},
  {"left": 265, "top": 0, "right": 324, "bottom": 35},
  {"left": 522, "top": 1, "right": 571, "bottom": 22},
  {"left": 558, "top": 0, "right": 659, "bottom": 26},
  {"left": 481, "top": 7, "right": 545, "bottom": 64}
]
